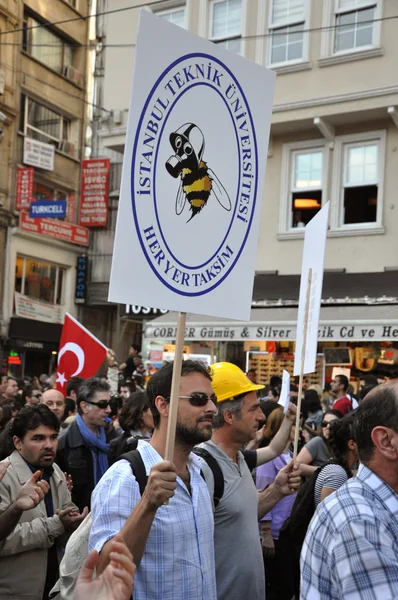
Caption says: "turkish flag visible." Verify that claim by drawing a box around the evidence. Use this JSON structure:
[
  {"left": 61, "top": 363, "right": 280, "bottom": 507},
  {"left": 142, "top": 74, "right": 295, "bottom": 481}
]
[{"left": 56, "top": 313, "right": 107, "bottom": 395}]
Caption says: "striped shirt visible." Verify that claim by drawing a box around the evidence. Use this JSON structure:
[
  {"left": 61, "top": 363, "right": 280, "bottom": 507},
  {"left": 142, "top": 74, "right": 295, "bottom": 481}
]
[
  {"left": 313, "top": 463, "right": 348, "bottom": 508},
  {"left": 89, "top": 440, "right": 216, "bottom": 600},
  {"left": 301, "top": 464, "right": 398, "bottom": 600}
]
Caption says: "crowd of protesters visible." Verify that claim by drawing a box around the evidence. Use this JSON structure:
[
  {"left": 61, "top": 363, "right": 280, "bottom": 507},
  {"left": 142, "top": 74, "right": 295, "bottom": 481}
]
[{"left": 0, "top": 346, "right": 396, "bottom": 600}]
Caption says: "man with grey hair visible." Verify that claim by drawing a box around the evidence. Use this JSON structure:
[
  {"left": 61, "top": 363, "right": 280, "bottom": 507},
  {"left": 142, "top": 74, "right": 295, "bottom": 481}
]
[
  {"left": 197, "top": 362, "right": 299, "bottom": 600},
  {"left": 56, "top": 377, "right": 111, "bottom": 511}
]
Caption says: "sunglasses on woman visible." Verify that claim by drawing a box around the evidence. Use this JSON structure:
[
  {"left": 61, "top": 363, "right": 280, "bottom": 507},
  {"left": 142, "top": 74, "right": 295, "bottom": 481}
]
[
  {"left": 321, "top": 420, "right": 333, "bottom": 427},
  {"left": 167, "top": 392, "right": 217, "bottom": 407}
]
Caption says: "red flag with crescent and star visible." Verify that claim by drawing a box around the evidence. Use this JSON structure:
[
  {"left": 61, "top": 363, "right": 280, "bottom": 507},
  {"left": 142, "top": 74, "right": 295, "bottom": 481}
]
[{"left": 56, "top": 313, "right": 108, "bottom": 395}]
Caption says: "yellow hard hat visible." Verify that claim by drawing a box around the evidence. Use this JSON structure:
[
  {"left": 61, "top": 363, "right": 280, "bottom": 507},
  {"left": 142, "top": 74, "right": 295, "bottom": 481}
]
[{"left": 210, "top": 362, "right": 264, "bottom": 403}]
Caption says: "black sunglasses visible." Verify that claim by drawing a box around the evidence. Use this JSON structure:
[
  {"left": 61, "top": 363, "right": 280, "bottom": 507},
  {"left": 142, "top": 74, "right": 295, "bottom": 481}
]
[
  {"left": 321, "top": 420, "right": 333, "bottom": 427},
  {"left": 85, "top": 399, "right": 110, "bottom": 409},
  {"left": 32, "top": 394, "right": 42, "bottom": 398},
  {"left": 167, "top": 392, "right": 217, "bottom": 407}
]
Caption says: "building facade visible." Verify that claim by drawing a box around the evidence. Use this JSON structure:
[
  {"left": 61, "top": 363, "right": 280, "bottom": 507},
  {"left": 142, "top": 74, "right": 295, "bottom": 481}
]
[
  {"left": 91, "top": 0, "right": 398, "bottom": 382},
  {"left": 0, "top": 0, "right": 91, "bottom": 378}
]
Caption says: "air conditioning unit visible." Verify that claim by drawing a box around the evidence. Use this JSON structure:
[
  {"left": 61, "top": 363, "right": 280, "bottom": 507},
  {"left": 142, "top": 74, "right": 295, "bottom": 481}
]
[
  {"left": 63, "top": 65, "right": 83, "bottom": 87},
  {"left": 59, "top": 140, "right": 76, "bottom": 158}
]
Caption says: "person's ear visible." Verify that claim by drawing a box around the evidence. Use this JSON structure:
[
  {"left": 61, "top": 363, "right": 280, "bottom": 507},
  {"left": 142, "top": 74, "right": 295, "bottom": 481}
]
[
  {"left": 13, "top": 435, "right": 22, "bottom": 452},
  {"left": 348, "top": 439, "right": 357, "bottom": 451},
  {"left": 223, "top": 409, "right": 237, "bottom": 426},
  {"left": 371, "top": 427, "right": 398, "bottom": 460},
  {"left": 155, "top": 396, "right": 169, "bottom": 419}
]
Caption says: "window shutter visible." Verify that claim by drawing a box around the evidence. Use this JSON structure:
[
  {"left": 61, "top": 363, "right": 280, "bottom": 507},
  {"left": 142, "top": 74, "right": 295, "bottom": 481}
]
[{"left": 271, "top": 0, "right": 305, "bottom": 26}]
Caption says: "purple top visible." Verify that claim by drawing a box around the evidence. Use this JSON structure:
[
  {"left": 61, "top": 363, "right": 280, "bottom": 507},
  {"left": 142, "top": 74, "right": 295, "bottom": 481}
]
[{"left": 256, "top": 452, "right": 297, "bottom": 540}]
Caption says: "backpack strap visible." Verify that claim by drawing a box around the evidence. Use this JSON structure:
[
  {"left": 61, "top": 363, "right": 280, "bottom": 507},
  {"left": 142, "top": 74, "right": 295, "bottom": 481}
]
[
  {"left": 193, "top": 447, "right": 224, "bottom": 507},
  {"left": 118, "top": 449, "right": 148, "bottom": 497}
]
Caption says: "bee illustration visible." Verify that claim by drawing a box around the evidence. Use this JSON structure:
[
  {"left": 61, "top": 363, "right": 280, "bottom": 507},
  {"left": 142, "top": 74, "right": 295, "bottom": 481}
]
[{"left": 165, "top": 123, "right": 231, "bottom": 222}]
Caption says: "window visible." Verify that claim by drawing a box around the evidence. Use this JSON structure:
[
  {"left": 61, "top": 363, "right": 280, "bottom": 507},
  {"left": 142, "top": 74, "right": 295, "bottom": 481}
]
[
  {"left": 339, "top": 139, "right": 381, "bottom": 226},
  {"left": 210, "top": 0, "right": 242, "bottom": 54},
  {"left": 157, "top": 6, "right": 186, "bottom": 28},
  {"left": 15, "top": 256, "right": 66, "bottom": 305},
  {"left": 334, "top": 0, "right": 376, "bottom": 53},
  {"left": 23, "top": 14, "right": 75, "bottom": 74},
  {"left": 20, "top": 95, "right": 71, "bottom": 149},
  {"left": 279, "top": 141, "right": 327, "bottom": 235},
  {"left": 268, "top": 0, "right": 307, "bottom": 65}
]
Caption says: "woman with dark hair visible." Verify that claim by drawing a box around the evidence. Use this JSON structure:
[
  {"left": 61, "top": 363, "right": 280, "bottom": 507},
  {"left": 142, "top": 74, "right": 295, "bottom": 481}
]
[
  {"left": 302, "top": 389, "right": 324, "bottom": 438},
  {"left": 109, "top": 392, "right": 154, "bottom": 463},
  {"left": 62, "top": 398, "right": 77, "bottom": 426},
  {"left": 296, "top": 409, "right": 343, "bottom": 477}
]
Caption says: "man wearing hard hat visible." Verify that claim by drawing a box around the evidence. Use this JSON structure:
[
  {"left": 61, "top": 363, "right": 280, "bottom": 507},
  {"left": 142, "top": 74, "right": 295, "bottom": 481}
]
[{"left": 196, "top": 362, "right": 299, "bottom": 600}]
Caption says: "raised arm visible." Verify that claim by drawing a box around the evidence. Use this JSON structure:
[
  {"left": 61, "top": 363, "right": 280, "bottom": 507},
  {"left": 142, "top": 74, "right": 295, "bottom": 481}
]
[{"left": 256, "top": 404, "right": 297, "bottom": 466}]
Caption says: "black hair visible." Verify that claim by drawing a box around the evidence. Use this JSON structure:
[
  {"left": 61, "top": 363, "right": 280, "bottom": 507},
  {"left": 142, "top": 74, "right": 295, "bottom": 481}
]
[
  {"left": 270, "top": 375, "right": 282, "bottom": 388},
  {"left": 359, "top": 384, "right": 377, "bottom": 402},
  {"left": 6, "top": 376, "right": 17, "bottom": 383},
  {"left": 327, "top": 414, "right": 355, "bottom": 475},
  {"left": 119, "top": 392, "right": 151, "bottom": 432},
  {"left": 290, "top": 384, "right": 299, "bottom": 393},
  {"left": 0, "top": 404, "right": 13, "bottom": 431},
  {"left": 77, "top": 377, "right": 110, "bottom": 415},
  {"left": 109, "top": 394, "right": 123, "bottom": 418},
  {"left": 269, "top": 386, "right": 281, "bottom": 399},
  {"left": 119, "top": 380, "right": 136, "bottom": 395},
  {"left": 62, "top": 397, "right": 76, "bottom": 421},
  {"left": 66, "top": 377, "right": 84, "bottom": 397},
  {"left": 360, "top": 374, "right": 378, "bottom": 387},
  {"left": 324, "top": 409, "right": 344, "bottom": 419},
  {"left": 353, "top": 382, "right": 398, "bottom": 464},
  {"left": 247, "top": 369, "right": 256, "bottom": 375},
  {"left": 336, "top": 374, "right": 349, "bottom": 392},
  {"left": 147, "top": 360, "right": 212, "bottom": 428},
  {"left": 130, "top": 343, "right": 141, "bottom": 353},
  {"left": 303, "top": 389, "right": 322, "bottom": 414},
  {"left": 11, "top": 405, "right": 60, "bottom": 441}
]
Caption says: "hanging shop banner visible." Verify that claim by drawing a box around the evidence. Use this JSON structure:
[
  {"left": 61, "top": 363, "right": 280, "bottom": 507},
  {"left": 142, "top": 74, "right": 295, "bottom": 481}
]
[
  {"left": 108, "top": 11, "right": 276, "bottom": 321},
  {"left": 294, "top": 203, "right": 330, "bottom": 376},
  {"left": 14, "top": 292, "right": 63, "bottom": 324},
  {"left": 19, "top": 212, "right": 89, "bottom": 246},
  {"left": 79, "top": 158, "right": 110, "bottom": 227},
  {"left": 23, "top": 137, "right": 55, "bottom": 171},
  {"left": 29, "top": 199, "right": 67, "bottom": 219},
  {"left": 16, "top": 167, "right": 34, "bottom": 210},
  {"left": 144, "top": 321, "right": 398, "bottom": 342},
  {"left": 66, "top": 192, "right": 77, "bottom": 223},
  {"left": 75, "top": 255, "right": 88, "bottom": 305}
]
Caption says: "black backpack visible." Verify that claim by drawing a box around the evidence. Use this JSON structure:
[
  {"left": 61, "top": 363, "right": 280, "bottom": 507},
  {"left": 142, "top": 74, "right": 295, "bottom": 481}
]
[{"left": 118, "top": 446, "right": 225, "bottom": 506}]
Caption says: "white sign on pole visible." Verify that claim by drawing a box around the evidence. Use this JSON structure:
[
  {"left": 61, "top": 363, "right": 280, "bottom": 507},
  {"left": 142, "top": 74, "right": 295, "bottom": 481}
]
[
  {"left": 278, "top": 370, "right": 291, "bottom": 413},
  {"left": 294, "top": 203, "right": 330, "bottom": 376},
  {"left": 108, "top": 10, "right": 275, "bottom": 321},
  {"left": 23, "top": 137, "right": 55, "bottom": 171}
]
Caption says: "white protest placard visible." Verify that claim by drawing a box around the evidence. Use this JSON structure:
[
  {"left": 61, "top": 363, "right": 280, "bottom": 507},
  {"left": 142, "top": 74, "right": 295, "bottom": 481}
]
[
  {"left": 294, "top": 203, "right": 330, "bottom": 376},
  {"left": 278, "top": 370, "right": 290, "bottom": 413},
  {"left": 108, "top": 10, "right": 275, "bottom": 321}
]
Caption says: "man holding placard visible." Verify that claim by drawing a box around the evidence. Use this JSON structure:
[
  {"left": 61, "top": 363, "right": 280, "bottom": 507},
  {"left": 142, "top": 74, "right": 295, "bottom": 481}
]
[
  {"left": 89, "top": 361, "right": 217, "bottom": 600},
  {"left": 197, "top": 362, "right": 300, "bottom": 600}
]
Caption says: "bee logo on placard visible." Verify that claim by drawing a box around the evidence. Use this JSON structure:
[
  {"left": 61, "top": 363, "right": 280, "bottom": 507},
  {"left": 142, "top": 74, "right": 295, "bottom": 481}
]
[{"left": 165, "top": 123, "right": 231, "bottom": 222}]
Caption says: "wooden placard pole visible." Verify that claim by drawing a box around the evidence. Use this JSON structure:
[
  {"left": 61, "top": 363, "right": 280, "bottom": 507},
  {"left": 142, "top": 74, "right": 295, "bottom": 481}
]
[
  {"left": 293, "top": 268, "right": 313, "bottom": 459},
  {"left": 165, "top": 312, "right": 187, "bottom": 463}
]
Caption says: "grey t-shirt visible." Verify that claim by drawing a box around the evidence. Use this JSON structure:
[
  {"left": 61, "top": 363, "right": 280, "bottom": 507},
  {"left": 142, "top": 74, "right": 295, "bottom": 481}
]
[
  {"left": 305, "top": 436, "right": 331, "bottom": 467},
  {"left": 197, "top": 440, "right": 264, "bottom": 600}
]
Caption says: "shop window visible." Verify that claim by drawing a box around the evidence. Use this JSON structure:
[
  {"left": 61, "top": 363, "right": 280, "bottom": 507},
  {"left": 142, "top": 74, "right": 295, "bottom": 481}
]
[
  {"left": 156, "top": 6, "right": 186, "bottom": 28},
  {"left": 23, "top": 13, "right": 75, "bottom": 74},
  {"left": 20, "top": 95, "right": 71, "bottom": 150},
  {"left": 280, "top": 141, "right": 327, "bottom": 234},
  {"left": 210, "top": 0, "right": 242, "bottom": 54},
  {"left": 334, "top": 0, "right": 376, "bottom": 53},
  {"left": 341, "top": 140, "right": 380, "bottom": 225},
  {"left": 15, "top": 256, "right": 66, "bottom": 306},
  {"left": 32, "top": 178, "right": 71, "bottom": 221},
  {"left": 268, "top": 0, "right": 308, "bottom": 66}
]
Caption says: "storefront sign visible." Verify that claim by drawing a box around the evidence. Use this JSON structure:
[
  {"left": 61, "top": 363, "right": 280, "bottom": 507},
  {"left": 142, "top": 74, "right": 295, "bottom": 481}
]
[
  {"left": 145, "top": 322, "right": 398, "bottom": 342},
  {"left": 29, "top": 199, "right": 67, "bottom": 219},
  {"left": 66, "top": 192, "right": 76, "bottom": 223},
  {"left": 75, "top": 255, "right": 88, "bottom": 305},
  {"left": 108, "top": 11, "right": 275, "bottom": 320},
  {"left": 79, "top": 158, "right": 110, "bottom": 227},
  {"left": 8, "top": 351, "right": 21, "bottom": 366},
  {"left": 19, "top": 212, "right": 89, "bottom": 246},
  {"left": 122, "top": 305, "right": 168, "bottom": 318},
  {"left": 16, "top": 167, "right": 34, "bottom": 210},
  {"left": 23, "top": 137, "right": 55, "bottom": 171},
  {"left": 14, "top": 292, "right": 63, "bottom": 324}
]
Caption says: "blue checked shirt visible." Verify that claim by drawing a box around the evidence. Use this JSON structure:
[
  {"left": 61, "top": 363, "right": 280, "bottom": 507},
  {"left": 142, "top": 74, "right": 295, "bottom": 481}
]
[
  {"left": 89, "top": 440, "right": 216, "bottom": 600},
  {"left": 301, "top": 464, "right": 398, "bottom": 600}
]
